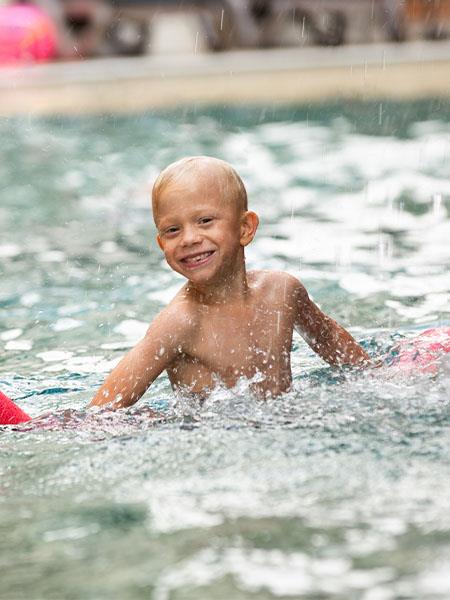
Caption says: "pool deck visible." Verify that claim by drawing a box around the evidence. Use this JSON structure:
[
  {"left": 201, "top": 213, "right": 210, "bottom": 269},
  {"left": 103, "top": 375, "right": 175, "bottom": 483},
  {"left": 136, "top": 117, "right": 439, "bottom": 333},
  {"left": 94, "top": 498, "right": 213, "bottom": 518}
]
[{"left": 1, "top": 40, "right": 450, "bottom": 115}]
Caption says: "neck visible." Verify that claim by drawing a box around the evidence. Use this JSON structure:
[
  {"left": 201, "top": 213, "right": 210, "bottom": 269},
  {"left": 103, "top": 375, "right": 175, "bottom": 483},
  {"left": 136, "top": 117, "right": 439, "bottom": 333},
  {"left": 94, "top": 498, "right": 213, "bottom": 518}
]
[{"left": 187, "top": 258, "right": 249, "bottom": 305}]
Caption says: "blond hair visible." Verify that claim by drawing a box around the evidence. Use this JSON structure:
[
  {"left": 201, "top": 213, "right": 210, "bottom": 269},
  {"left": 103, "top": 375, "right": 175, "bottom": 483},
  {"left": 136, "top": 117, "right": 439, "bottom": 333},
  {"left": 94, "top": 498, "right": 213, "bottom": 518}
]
[{"left": 152, "top": 156, "right": 247, "bottom": 215}]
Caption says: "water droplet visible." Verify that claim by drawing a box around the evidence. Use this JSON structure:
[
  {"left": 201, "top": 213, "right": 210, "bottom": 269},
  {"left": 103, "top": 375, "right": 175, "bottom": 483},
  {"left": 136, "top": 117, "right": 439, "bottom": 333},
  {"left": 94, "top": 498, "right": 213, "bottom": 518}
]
[
  {"left": 194, "top": 31, "right": 199, "bottom": 54},
  {"left": 432, "top": 193, "right": 443, "bottom": 219}
]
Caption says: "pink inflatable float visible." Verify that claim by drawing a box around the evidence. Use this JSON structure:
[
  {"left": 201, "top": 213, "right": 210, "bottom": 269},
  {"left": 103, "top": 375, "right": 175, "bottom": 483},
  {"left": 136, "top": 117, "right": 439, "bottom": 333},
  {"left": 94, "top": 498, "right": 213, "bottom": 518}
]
[
  {"left": 387, "top": 326, "right": 450, "bottom": 374},
  {"left": 0, "top": 3, "right": 57, "bottom": 64}
]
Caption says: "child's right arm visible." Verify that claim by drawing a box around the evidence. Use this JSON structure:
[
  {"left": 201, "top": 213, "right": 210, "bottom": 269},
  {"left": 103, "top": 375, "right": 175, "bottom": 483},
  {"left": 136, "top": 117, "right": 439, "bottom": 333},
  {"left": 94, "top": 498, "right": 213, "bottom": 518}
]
[
  {"left": 291, "top": 277, "right": 371, "bottom": 368},
  {"left": 89, "top": 305, "right": 190, "bottom": 409}
]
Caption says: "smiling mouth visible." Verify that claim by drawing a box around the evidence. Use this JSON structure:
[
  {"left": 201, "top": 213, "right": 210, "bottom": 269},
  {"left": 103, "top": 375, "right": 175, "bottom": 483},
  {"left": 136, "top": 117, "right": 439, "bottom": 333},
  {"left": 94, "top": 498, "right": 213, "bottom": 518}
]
[{"left": 180, "top": 250, "right": 215, "bottom": 268}]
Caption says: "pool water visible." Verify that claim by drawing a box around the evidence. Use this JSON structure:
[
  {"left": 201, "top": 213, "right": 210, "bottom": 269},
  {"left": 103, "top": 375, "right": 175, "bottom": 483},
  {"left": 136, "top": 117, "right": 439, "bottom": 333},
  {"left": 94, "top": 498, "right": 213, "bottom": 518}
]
[{"left": 1, "top": 101, "right": 450, "bottom": 599}]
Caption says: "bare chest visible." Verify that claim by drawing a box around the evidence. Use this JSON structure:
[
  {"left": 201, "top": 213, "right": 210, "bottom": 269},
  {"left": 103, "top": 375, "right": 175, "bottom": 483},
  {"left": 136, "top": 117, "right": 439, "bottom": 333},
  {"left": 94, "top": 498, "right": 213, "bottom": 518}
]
[
  {"left": 204, "top": 306, "right": 290, "bottom": 358},
  {"left": 168, "top": 302, "right": 295, "bottom": 395}
]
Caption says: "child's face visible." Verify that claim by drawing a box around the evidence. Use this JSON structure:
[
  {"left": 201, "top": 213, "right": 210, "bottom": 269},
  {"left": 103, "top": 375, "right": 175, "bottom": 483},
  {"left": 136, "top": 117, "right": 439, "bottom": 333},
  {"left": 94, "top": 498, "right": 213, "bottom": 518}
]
[{"left": 154, "top": 174, "right": 255, "bottom": 286}]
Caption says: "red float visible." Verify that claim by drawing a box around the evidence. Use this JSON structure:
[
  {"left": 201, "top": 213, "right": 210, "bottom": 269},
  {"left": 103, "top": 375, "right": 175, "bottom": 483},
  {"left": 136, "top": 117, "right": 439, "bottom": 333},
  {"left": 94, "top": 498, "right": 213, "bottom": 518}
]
[{"left": 0, "top": 390, "right": 32, "bottom": 425}]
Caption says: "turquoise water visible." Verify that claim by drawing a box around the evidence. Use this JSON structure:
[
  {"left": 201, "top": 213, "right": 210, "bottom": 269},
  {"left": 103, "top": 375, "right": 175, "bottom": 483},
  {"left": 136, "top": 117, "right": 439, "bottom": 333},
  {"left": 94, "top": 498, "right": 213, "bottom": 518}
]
[{"left": 1, "top": 101, "right": 450, "bottom": 599}]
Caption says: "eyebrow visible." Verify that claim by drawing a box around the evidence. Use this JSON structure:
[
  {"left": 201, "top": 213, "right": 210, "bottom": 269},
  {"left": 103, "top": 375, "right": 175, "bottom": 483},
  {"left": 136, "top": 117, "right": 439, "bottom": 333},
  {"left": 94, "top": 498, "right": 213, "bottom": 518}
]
[{"left": 158, "top": 206, "right": 222, "bottom": 220}]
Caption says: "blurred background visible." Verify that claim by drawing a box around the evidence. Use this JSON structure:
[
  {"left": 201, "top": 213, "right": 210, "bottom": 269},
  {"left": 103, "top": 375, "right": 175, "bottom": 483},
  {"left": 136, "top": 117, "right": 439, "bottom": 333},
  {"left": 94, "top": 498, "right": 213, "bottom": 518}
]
[{"left": 1, "top": 0, "right": 450, "bottom": 64}]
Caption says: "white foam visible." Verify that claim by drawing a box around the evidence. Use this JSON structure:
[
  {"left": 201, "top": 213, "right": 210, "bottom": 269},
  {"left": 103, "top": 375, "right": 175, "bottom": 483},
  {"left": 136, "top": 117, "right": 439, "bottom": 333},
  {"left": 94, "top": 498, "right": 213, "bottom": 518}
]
[
  {"left": 147, "top": 283, "right": 182, "bottom": 305},
  {"left": 65, "top": 355, "right": 120, "bottom": 374},
  {"left": 0, "top": 243, "right": 21, "bottom": 258},
  {"left": 148, "top": 492, "right": 223, "bottom": 533},
  {"left": 340, "top": 273, "right": 387, "bottom": 297},
  {"left": 60, "top": 170, "right": 86, "bottom": 190},
  {"left": 43, "top": 524, "right": 100, "bottom": 542},
  {"left": 0, "top": 328, "right": 23, "bottom": 341},
  {"left": 20, "top": 292, "right": 41, "bottom": 307},
  {"left": 153, "top": 546, "right": 393, "bottom": 599},
  {"left": 38, "top": 251, "right": 66, "bottom": 263},
  {"left": 99, "top": 241, "right": 119, "bottom": 254},
  {"left": 37, "top": 350, "right": 74, "bottom": 363},
  {"left": 5, "top": 340, "right": 32, "bottom": 351},
  {"left": 113, "top": 319, "right": 148, "bottom": 342},
  {"left": 58, "top": 302, "right": 98, "bottom": 316},
  {"left": 51, "top": 318, "right": 83, "bottom": 332}
]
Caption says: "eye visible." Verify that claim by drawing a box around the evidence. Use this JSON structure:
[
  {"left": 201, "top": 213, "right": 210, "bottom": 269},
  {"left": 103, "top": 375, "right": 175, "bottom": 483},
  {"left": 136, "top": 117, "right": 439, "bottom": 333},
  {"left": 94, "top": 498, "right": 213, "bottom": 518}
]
[
  {"left": 163, "top": 226, "right": 179, "bottom": 236},
  {"left": 199, "top": 217, "right": 214, "bottom": 225}
]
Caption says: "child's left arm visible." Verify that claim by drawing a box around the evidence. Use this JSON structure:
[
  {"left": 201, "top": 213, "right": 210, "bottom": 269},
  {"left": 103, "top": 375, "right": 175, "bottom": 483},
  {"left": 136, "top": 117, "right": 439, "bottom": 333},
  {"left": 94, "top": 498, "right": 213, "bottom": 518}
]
[{"left": 292, "top": 279, "right": 371, "bottom": 367}]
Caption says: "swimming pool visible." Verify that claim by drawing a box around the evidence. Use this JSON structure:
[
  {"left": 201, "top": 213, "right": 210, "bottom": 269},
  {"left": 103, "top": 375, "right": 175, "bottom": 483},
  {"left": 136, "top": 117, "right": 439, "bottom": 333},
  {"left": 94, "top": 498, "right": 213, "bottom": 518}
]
[{"left": 1, "top": 100, "right": 450, "bottom": 599}]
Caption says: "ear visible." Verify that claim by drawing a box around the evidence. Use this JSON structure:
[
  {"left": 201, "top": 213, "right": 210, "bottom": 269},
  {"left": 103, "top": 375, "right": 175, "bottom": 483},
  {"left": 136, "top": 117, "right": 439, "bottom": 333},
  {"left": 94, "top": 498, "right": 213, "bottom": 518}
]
[
  {"left": 240, "top": 211, "right": 259, "bottom": 247},
  {"left": 156, "top": 234, "right": 164, "bottom": 251}
]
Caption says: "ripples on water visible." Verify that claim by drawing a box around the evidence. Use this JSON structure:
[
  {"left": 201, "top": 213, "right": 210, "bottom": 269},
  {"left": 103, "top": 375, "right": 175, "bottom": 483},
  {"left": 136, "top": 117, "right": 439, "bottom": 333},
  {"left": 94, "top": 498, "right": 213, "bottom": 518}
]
[{"left": 1, "top": 101, "right": 450, "bottom": 599}]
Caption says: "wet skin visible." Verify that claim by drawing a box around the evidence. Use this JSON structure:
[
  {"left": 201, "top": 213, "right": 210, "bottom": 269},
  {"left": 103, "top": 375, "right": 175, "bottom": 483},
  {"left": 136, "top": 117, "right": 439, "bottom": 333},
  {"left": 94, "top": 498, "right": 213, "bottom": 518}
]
[{"left": 90, "top": 165, "right": 369, "bottom": 409}]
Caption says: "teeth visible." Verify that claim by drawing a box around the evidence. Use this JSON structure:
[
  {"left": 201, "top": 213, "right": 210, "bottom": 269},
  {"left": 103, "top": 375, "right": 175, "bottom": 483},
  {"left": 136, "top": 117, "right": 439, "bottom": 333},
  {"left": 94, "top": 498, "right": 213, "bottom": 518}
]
[{"left": 184, "top": 252, "right": 211, "bottom": 264}]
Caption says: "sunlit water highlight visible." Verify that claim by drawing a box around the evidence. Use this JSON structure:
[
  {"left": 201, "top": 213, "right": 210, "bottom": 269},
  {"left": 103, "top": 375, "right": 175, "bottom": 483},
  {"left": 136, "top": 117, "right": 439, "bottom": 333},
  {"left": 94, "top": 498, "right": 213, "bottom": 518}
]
[{"left": 1, "top": 101, "right": 450, "bottom": 599}]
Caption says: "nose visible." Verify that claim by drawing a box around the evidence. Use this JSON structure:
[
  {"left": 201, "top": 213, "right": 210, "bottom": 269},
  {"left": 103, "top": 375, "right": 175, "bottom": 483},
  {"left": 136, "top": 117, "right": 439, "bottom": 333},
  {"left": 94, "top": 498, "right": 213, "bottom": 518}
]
[{"left": 180, "top": 224, "right": 202, "bottom": 247}]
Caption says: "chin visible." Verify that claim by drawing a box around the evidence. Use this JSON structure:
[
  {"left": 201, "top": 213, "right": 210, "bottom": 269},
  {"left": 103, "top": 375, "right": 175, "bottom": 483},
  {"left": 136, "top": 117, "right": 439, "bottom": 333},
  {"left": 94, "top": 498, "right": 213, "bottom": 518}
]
[
  {"left": 177, "top": 259, "right": 220, "bottom": 284},
  {"left": 186, "top": 270, "right": 217, "bottom": 286}
]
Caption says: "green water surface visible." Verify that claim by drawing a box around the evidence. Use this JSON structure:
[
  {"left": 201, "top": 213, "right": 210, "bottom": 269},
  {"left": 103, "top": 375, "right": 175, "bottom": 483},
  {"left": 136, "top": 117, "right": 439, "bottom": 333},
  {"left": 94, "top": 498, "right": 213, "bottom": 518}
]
[{"left": 1, "top": 100, "right": 450, "bottom": 599}]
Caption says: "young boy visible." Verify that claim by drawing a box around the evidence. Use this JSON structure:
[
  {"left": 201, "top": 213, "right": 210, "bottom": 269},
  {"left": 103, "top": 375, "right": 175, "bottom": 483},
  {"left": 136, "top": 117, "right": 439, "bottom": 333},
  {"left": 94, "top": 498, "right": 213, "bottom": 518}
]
[{"left": 90, "top": 156, "right": 370, "bottom": 409}]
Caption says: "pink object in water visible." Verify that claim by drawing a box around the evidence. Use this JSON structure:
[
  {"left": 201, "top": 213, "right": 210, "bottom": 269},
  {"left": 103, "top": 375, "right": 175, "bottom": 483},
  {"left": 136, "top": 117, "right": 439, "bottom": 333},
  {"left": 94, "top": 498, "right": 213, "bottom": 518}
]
[
  {"left": 0, "top": 4, "right": 57, "bottom": 64},
  {"left": 391, "top": 327, "right": 450, "bottom": 374},
  {"left": 0, "top": 390, "right": 31, "bottom": 425}
]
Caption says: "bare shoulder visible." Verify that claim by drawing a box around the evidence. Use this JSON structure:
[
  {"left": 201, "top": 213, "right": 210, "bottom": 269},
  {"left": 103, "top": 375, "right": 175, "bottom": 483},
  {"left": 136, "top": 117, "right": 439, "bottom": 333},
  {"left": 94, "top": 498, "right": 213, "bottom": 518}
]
[
  {"left": 249, "top": 270, "right": 309, "bottom": 303},
  {"left": 145, "top": 285, "right": 200, "bottom": 347}
]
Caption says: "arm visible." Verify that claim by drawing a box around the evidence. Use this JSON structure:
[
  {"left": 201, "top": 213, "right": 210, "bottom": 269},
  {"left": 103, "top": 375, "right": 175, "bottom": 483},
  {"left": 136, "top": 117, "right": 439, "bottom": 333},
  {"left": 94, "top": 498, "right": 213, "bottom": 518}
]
[
  {"left": 89, "top": 305, "right": 190, "bottom": 409},
  {"left": 293, "top": 280, "right": 370, "bottom": 367}
]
